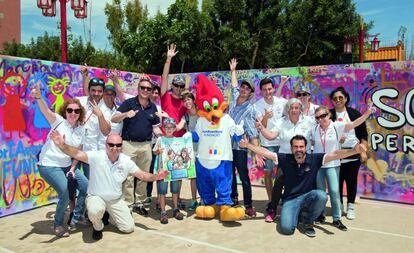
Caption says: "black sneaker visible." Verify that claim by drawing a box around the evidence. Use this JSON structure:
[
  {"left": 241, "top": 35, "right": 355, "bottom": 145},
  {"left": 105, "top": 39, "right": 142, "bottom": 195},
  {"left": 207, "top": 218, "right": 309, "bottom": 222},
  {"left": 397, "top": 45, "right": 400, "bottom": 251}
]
[
  {"left": 102, "top": 211, "right": 110, "bottom": 226},
  {"left": 92, "top": 228, "right": 103, "bottom": 241},
  {"left": 303, "top": 224, "right": 316, "bottom": 237},
  {"left": 133, "top": 206, "right": 149, "bottom": 217},
  {"left": 315, "top": 214, "right": 326, "bottom": 224},
  {"left": 333, "top": 220, "right": 348, "bottom": 231},
  {"left": 173, "top": 208, "right": 184, "bottom": 220},
  {"left": 160, "top": 212, "right": 168, "bottom": 224},
  {"left": 178, "top": 200, "right": 186, "bottom": 210}
]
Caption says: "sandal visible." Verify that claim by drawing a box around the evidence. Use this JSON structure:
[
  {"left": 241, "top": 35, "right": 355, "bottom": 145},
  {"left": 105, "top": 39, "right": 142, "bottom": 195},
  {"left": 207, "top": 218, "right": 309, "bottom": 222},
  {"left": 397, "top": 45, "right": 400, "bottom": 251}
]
[{"left": 54, "top": 226, "right": 70, "bottom": 237}]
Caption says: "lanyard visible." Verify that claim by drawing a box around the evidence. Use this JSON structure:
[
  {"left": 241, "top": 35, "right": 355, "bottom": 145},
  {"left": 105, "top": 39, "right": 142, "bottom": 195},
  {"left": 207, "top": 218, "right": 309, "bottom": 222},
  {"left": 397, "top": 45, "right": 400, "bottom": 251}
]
[{"left": 318, "top": 126, "right": 328, "bottom": 152}]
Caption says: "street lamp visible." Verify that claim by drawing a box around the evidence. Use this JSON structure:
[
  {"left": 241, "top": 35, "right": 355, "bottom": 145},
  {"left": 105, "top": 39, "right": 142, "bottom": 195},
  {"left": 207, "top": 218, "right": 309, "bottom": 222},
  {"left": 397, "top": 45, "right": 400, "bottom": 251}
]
[
  {"left": 371, "top": 37, "right": 380, "bottom": 52},
  {"left": 37, "top": 0, "right": 88, "bottom": 63}
]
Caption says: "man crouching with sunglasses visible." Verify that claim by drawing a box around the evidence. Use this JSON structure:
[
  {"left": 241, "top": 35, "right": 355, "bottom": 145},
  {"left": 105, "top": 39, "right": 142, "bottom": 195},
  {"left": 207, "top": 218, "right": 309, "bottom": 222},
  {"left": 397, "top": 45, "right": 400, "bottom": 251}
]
[{"left": 50, "top": 131, "right": 169, "bottom": 241}]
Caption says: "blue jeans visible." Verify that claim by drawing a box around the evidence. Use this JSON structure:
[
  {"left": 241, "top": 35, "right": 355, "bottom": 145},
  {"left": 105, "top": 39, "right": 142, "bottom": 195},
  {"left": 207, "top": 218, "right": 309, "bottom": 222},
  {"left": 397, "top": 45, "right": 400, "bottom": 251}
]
[
  {"left": 280, "top": 190, "right": 327, "bottom": 235},
  {"left": 157, "top": 180, "right": 180, "bottom": 195},
  {"left": 71, "top": 169, "right": 88, "bottom": 222},
  {"left": 39, "top": 165, "right": 88, "bottom": 227},
  {"left": 316, "top": 166, "right": 341, "bottom": 221},
  {"left": 231, "top": 150, "right": 252, "bottom": 207}
]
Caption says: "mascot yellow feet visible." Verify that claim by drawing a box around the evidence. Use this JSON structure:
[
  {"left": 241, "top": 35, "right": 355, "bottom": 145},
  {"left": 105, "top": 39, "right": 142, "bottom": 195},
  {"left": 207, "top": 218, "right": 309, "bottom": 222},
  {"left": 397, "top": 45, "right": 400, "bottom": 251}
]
[
  {"left": 220, "top": 205, "right": 245, "bottom": 222},
  {"left": 195, "top": 205, "right": 219, "bottom": 219}
]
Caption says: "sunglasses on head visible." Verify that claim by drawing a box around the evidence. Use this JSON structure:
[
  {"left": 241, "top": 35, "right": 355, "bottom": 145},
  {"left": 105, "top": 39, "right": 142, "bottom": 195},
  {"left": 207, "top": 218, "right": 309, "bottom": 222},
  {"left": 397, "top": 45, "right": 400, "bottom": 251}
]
[
  {"left": 315, "top": 113, "right": 328, "bottom": 120},
  {"left": 90, "top": 78, "right": 105, "bottom": 85},
  {"left": 66, "top": 108, "right": 81, "bottom": 114},
  {"left": 296, "top": 92, "right": 309, "bottom": 97},
  {"left": 107, "top": 143, "right": 122, "bottom": 147},
  {"left": 173, "top": 83, "right": 185, "bottom": 89},
  {"left": 332, "top": 96, "right": 345, "bottom": 102},
  {"left": 140, "top": 86, "right": 152, "bottom": 91}
]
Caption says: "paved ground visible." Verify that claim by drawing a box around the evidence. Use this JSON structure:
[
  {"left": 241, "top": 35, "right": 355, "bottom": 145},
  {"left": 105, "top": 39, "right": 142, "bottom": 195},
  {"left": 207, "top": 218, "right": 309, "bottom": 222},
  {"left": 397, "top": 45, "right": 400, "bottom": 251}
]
[{"left": 1, "top": 183, "right": 414, "bottom": 253}]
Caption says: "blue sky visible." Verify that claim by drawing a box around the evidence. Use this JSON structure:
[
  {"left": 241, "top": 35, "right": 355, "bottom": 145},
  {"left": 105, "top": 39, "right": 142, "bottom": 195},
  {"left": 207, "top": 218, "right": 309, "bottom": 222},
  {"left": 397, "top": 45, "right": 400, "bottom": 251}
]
[{"left": 20, "top": 0, "right": 413, "bottom": 55}]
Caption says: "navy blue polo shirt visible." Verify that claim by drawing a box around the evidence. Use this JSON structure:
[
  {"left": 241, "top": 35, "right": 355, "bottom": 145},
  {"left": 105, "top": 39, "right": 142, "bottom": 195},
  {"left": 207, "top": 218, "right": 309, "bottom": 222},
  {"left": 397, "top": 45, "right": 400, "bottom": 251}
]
[
  {"left": 278, "top": 153, "right": 325, "bottom": 201},
  {"left": 117, "top": 96, "right": 160, "bottom": 142}
]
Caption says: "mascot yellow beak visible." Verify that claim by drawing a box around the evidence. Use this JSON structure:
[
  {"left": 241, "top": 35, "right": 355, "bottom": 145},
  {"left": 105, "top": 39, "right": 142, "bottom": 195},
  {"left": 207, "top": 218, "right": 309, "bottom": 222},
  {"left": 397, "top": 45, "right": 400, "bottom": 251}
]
[{"left": 198, "top": 101, "right": 228, "bottom": 125}]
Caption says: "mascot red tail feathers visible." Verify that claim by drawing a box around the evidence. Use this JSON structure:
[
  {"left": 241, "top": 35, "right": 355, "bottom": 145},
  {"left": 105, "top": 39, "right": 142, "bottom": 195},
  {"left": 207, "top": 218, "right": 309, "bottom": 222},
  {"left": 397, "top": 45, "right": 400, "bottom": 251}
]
[{"left": 193, "top": 74, "right": 228, "bottom": 125}]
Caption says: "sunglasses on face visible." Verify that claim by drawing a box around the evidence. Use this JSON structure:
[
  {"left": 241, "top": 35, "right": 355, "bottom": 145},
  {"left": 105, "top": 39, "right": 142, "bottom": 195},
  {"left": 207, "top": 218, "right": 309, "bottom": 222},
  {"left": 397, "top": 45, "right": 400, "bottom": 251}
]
[
  {"left": 66, "top": 108, "right": 81, "bottom": 114},
  {"left": 296, "top": 92, "right": 309, "bottom": 97},
  {"left": 140, "top": 86, "right": 152, "bottom": 91},
  {"left": 173, "top": 83, "right": 185, "bottom": 89},
  {"left": 107, "top": 143, "right": 122, "bottom": 147},
  {"left": 332, "top": 96, "right": 345, "bottom": 102},
  {"left": 315, "top": 113, "right": 328, "bottom": 120}
]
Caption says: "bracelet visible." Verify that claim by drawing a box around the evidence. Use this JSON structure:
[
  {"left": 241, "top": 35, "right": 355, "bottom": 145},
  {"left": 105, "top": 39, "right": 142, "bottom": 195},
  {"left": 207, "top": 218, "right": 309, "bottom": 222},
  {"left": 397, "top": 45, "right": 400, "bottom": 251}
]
[
  {"left": 165, "top": 59, "right": 171, "bottom": 64},
  {"left": 35, "top": 97, "right": 41, "bottom": 100}
]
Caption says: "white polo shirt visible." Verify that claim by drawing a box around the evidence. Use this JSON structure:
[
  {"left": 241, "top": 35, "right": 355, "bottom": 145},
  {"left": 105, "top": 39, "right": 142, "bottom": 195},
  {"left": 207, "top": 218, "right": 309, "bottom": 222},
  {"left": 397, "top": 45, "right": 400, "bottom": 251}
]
[
  {"left": 303, "top": 102, "right": 319, "bottom": 117},
  {"left": 86, "top": 150, "right": 140, "bottom": 201},
  {"left": 78, "top": 96, "right": 109, "bottom": 151},
  {"left": 38, "top": 114, "right": 85, "bottom": 167},
  {"left": 312, "top": 121, "right": 346, "bottom": 168},
  {"left": 254, "top": 96, "right": 287, "bottom": 147},
  {"left": 271, "top": 115, "right": 315, "bottom": 154}
]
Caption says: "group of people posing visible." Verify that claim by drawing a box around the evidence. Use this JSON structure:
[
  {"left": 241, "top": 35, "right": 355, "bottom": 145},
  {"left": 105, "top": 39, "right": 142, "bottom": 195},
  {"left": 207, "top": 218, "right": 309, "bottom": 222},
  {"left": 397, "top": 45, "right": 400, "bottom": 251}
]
[{"left": 32, "top": 44, "right": 374, "bottom": 239}]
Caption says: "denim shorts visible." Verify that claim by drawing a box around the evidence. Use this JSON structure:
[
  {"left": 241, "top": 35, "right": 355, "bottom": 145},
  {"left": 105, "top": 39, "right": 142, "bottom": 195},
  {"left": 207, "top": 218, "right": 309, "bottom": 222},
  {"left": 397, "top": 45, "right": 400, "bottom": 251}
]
[
  {"left": 263, "top": 146, "right": 280, "bottom": 172},
  {"left": 157, "top": 180, "right": 180, "bottom": 195}
]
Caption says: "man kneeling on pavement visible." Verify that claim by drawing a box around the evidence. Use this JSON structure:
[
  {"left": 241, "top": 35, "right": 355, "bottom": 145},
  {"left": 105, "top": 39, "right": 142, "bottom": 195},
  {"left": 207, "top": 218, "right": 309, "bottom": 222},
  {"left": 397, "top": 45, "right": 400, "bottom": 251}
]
[
  {"left": 50, "top": 130, "right": 168, "bottom": 241},
  {"left": 239, "top": 134, "right": 366, "bottom": 237}
]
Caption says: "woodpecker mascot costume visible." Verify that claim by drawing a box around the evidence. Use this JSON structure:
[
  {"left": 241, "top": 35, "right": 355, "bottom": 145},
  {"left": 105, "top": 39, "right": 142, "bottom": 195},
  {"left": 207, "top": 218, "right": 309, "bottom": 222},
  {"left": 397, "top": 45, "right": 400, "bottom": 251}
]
[{"left": 190, "top": 74, "right": 245, "bottom": 221}]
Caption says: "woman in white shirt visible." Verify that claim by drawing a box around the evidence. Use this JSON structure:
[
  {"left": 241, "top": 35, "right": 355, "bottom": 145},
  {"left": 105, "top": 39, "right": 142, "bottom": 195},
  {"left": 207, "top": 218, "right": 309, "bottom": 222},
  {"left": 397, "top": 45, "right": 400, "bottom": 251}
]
[
  {"left": 312, "top": 105, "right": 374, "bottom": 230},
  {"left": 31, "top": 84, "right": 88, "bottom": 237}
]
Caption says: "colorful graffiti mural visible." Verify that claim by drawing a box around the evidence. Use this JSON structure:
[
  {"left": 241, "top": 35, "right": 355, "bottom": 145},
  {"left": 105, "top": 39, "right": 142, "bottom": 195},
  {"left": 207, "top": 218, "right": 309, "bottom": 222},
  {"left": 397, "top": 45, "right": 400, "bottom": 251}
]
[
  {"left": 1, "top": 55, "right": 413, "bottom": 218},
  {"left": 0, "top": 55, "right": 160, "bottom": 217}
]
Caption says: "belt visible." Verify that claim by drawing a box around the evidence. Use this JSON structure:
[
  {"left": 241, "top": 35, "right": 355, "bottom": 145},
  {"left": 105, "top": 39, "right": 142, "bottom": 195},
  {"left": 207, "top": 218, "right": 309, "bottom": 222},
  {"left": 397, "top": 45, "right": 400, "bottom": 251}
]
[{"left": 124, "top": 139, "right": 151, "bottom": 143}]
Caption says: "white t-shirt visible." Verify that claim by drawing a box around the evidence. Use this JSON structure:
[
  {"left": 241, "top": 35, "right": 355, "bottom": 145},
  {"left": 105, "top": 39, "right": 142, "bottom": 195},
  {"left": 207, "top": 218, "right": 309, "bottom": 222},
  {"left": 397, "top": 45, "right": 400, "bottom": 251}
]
[
  {"left": 97, "top": 104, "right": 122, "bottom": 150},
  {"left": 303, "top": 102, "right": 319, "bottom": 117},
  {"left": 195, "top": 114, "right": 235, "bottom": 169},
  {"left": 335, "top": 111, "right": 359, "bottom": 163},
  {"left": 271, "top": 115, "right": 315, "bottom": 154},
  {"left": 312, "top": 121, "right": 345, "bottom": 168},
  {"left": 38, "top": 114, "right": 85, "bottom": 167},
  {"left": 86, "top": 150, "right": 140, "bottom": 201},
  {"left": 78, "top": 96, "right": 109, "bottom": 151},
  {"left": 254, "top": 96, "right": 287, "bottom": 147}
]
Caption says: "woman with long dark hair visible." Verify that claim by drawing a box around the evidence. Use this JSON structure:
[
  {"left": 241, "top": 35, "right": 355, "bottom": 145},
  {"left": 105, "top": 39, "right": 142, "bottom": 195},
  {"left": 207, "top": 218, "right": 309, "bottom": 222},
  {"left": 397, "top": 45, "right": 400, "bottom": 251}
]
[{"left": 329, "top": 87, "right": 368, "bottom": 220}]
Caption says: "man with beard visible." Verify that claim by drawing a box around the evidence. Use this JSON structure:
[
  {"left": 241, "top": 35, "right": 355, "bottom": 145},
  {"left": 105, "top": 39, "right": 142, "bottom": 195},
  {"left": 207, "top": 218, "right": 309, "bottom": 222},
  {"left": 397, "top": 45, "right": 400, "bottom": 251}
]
[{"left": 239, "top": 135, "right": 366, "bottom": 237}]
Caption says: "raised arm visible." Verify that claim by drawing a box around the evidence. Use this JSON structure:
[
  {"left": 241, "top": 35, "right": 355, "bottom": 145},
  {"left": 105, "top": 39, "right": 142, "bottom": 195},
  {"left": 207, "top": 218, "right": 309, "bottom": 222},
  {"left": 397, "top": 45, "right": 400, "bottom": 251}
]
[
  {"left": 50, "top": 130, "right": 89, "bottom": 164},
  {"left": 81, "top": 64, "right": 90, "bottom": 96},
  {"left": 239, "top": 137, "right": 278, "bottom": 163},
  {"left": 324, "top": 143, "right": 366, "bottom": 165},
  {"left": 90, "top": 100, "right": 111, "bottom": 136},
  {"left": 161, "top": 44, "right": 178, "bottom": 96},
  {"left": 109, "top": 69, "right": 127, "bottom": 102},
  {"left": 344, "top": 104, "right": 376, "bottom": 132},
  {"left": 229, "top": 58, "right": 238, "bottom": 89},
  {"left": 256, "top": 119, "right": 279, "bottom": 140},
  {"left": 275, "top": 76, "right": 289, "bottom": 97},
  {"left": 30, "top": 82, "right": 56, "bottom": 124}
]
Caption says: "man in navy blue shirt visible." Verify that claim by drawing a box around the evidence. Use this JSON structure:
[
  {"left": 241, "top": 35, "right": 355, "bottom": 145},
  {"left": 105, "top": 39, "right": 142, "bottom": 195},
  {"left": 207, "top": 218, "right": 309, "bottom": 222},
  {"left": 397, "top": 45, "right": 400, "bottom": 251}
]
[
  {"left": 239, "top": 135, "right": 366, "bottom": 237},
  {"left": 112, "top": 77, "right": 162, "bottom": 216}
]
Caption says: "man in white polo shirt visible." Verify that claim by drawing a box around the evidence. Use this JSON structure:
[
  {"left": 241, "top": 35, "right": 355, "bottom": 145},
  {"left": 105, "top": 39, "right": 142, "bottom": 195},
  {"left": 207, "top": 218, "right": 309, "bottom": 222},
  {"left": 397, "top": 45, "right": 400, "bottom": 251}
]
[{"left": 50, "top": 131, "right": 168, "bottom": 241}]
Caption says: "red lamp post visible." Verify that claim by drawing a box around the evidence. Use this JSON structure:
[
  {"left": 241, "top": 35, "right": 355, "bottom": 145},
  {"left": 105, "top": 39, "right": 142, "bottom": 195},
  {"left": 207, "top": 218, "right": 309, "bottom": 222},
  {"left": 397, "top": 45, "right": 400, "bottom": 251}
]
[{"left": 37, "top": 0, "right": 88, "bottom": 63}]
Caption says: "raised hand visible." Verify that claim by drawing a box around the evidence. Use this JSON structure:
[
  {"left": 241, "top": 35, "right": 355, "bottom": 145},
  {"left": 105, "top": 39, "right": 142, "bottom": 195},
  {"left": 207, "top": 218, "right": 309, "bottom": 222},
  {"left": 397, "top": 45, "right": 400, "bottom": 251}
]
[
  {"left": 229, "top": 58, "right": 238, "bottom": 71},
  {"left": 264, "top": 108, "right": 273, "bottom": 119},
  {"left": 109, "top": 69, "right": 120, "bottom": 84},
  {"left": 167, "top": 44, "right": 178, "bottom": 58},
  {"left": 255, "top": 118, "right": 264, "bottom": 131},
  {"left": 355, "top": 143, "right": 367, "bottom": 154},
  {"left": 90, "top": 100, "right": 103, "bottom": 117},
  {"left": 367, "top": 100, "right": 376, "bottom": 114},
  {"left": 50, "top": 130, "right": 65, "bottom": 149},
  {"left": 80, "top": 63, "right": 88, "bottom": 76},
  {"left": 30, "top": 81, "right": 41, "bottom": 99}
]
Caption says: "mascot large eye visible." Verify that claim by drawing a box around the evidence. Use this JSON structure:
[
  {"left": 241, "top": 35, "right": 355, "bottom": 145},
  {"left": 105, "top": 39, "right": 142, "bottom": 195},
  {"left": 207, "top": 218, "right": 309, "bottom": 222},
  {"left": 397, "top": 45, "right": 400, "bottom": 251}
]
[
  {"left": 212, "top": 98, "right": 219, "bottom": 109},
  {"left": 203, "top": 101, "right": 211, "bottom": 112}
]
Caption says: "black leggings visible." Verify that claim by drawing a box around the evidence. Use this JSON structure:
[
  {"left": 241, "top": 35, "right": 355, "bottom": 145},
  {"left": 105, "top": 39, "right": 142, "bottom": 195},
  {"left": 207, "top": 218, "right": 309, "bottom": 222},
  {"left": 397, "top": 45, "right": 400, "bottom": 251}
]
[
  {"left": 339, "top": 160, "right": 361, "bottom": 204},
  {"left": 269, "top": 173, "right": 284, "bottom": 210}
]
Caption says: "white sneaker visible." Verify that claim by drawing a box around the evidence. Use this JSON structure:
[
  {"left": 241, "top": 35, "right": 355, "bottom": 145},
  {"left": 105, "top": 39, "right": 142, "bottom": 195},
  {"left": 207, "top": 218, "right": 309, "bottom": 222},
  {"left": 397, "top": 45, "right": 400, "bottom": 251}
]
[{"left": 346, "top": 203, "right": 355, "bottom": 220}]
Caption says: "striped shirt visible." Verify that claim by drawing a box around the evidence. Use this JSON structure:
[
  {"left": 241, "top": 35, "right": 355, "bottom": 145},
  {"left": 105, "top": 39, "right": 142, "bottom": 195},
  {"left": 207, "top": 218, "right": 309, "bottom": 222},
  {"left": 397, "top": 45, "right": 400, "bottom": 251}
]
[{"left": 229, "top": 88, "right": 258, "bottom": 150}]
